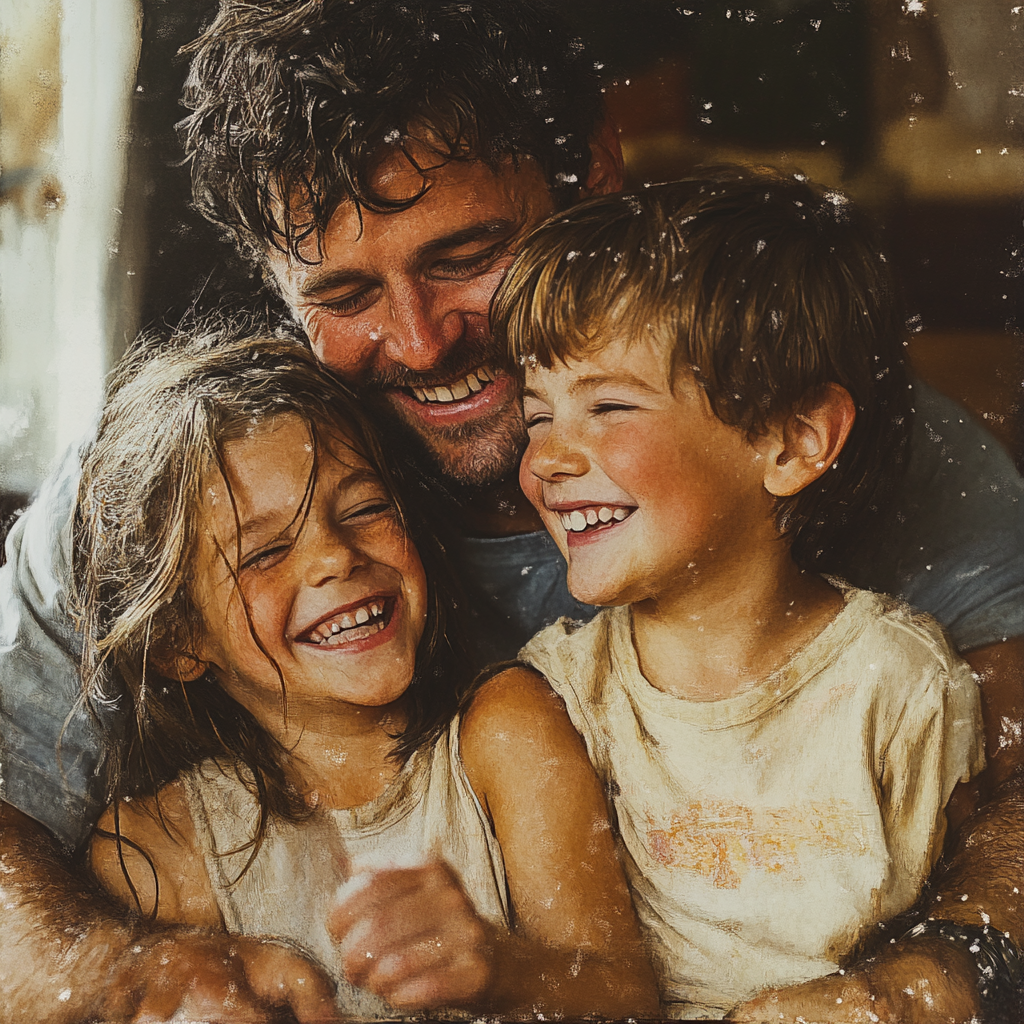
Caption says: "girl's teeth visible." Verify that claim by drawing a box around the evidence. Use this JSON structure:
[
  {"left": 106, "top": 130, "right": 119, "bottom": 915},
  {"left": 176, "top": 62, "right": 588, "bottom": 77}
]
[
  {"left": 330, "top": 622, "right": 341, "bottom": 634},
  {"left": 355, "top": 608, "right": 370, "bottom": 625},
  {"left": 598, "top": 507, "right": 613, "bottom": 523},
  {"left": 370, "top": 603, "right": 380, "bottom": 616},
  {"left": 585, "top": 509, "right": 598, "bottom": 526},
  {"left": 613, "top": 507, "right": 629, "bottom": 521},
  {"left": 569, "top": 510, "right": 588, "bottom": 531}
]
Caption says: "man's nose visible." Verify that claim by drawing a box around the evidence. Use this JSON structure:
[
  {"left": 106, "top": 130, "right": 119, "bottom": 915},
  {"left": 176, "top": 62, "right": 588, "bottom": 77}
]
[
  {"left": 526, "top": 427, "right": 590, "bottom": 482},
  {"left": 382, "top": 280, "right": 464, "bottom": 373}
]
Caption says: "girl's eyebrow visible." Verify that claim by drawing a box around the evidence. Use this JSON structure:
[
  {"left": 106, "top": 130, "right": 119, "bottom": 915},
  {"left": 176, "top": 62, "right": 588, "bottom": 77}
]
[{"left": 239, "top": 510, "right": 289, "bottom": 540}]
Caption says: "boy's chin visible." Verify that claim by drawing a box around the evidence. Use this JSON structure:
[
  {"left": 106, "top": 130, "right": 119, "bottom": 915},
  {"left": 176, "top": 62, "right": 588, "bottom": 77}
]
[{"left": 565, "top": 570, "right": 632, "bottom": 609}]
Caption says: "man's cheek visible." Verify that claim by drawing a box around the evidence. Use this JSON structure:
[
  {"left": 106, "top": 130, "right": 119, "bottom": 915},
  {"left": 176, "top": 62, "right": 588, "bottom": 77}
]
[{"left": 305, "top": 311, "right": 379, "bottom": 379}]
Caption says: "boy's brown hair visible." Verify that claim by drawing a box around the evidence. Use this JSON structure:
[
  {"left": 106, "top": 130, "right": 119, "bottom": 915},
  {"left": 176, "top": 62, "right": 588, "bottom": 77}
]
[{"left": 493, "top": 166, "right": 911, "bottom": 571}]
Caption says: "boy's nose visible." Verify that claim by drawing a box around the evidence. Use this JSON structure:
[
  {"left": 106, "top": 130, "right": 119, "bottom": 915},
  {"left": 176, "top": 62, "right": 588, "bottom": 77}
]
[
  {"left": 382, "top": 281, "right": 464, "bottom": 373},
  {"left": 525, "top": 430, "right": 590, "bottom": 482}
]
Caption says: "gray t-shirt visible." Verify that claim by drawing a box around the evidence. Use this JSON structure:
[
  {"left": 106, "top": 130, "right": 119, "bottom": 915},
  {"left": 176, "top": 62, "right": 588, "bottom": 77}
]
[{"left": 1, "top": 384, "right": 1022, "bottom": 848}]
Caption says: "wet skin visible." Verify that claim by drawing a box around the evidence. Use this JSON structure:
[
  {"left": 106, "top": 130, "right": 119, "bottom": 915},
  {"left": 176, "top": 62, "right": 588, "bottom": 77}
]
[
  {"left": 187, "top": 414, "right": 428, "bottom": 768},
  {"left": 267, "top": 154, "right": 557, "bottom": 489},
  {"left": 520, "top": 334, "right": 780, "bottom": 610}
]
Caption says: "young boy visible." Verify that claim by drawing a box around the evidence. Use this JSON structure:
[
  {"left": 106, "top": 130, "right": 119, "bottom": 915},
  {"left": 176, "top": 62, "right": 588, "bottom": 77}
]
[{"left": 491, "top": 169, "right": 986, "bottom": 1019}]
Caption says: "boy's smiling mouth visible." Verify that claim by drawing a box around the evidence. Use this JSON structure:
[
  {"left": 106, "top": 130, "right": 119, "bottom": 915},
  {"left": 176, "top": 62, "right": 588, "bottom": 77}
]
[
  {"left": 547, "top": 501, "right": 637, "bottom": 540},
  {"left": 296, "top": 596, "right": 395, "bottom": 647}
]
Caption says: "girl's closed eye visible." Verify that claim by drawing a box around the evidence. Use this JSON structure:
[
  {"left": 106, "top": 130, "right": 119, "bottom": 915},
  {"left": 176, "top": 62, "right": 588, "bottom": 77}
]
[
  {"left": 338, "top": 497, "right": 395, "bottom": 524},
  {"left": 241, "top": 540, "right": 294, "bottom": 572}
]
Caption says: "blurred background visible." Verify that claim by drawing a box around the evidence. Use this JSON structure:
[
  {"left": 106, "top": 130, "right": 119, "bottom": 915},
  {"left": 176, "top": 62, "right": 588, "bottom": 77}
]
[{"left": 1, "top": 0, "right": 1022, "bottom": 539}]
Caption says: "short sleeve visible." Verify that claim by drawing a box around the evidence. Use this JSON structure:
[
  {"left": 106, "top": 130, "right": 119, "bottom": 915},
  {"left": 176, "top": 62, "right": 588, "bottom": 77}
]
[
  {"left": 0, "top": 441, "right": 113, "bottom": 849},
  {"left": 877, "top": 649, "right": 985, "bottom": 897}
]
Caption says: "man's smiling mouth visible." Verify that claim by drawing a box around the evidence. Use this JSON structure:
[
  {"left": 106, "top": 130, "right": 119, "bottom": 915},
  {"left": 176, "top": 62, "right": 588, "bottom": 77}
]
[
  {"left": 297, "top": 597, "right": 393, "bottom": 647},
  {"left": 406, "top": 366, "right": 495, "bottom": 404}
]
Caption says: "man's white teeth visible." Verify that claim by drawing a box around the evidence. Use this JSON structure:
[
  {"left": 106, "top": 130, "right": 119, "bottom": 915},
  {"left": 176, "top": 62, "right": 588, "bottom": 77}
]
[
  {"left": 559, "top": 507, "right": 632, "bottom": 532},
  {"left": 310, "top": 601, "right": 387, "bottom": 644},
  {"left": 412, "top": 368, "right": 492, "bottom": 404}
]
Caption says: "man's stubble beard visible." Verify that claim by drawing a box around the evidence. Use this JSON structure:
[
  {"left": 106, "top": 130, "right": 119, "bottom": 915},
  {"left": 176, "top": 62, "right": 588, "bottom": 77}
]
[
  {"left": 361, "top": 333, "right": 528, "bottom": 490},
  {"left": 383, "top": 388, "right": 528, "bottom": 490}
]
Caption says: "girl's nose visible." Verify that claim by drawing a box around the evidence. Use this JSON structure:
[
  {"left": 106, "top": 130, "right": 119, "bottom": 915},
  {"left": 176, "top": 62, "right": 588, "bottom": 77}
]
[{"left": 304, "top": 524, "right": 367, "bottom": 588}]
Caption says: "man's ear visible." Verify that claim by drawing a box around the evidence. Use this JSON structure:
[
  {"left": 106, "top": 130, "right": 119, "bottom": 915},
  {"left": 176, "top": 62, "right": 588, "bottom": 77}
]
[
  {"left": 761, "top": 383, "right": 856, "bottom": 498},
  {"left": 149, "top": 647, "right": 210, "bottom": 683},
  {"left": 583, "top": 116, "right": 625, "bottom": 196}
]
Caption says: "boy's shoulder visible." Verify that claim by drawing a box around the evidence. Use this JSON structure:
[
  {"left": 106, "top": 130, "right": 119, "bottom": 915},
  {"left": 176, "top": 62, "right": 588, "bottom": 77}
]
[
  {"left": 518, "top": 606, "right": 625, "bottom": 695},
  {"left": 828, "top": 584, "right": 976, "bottom": 704}
]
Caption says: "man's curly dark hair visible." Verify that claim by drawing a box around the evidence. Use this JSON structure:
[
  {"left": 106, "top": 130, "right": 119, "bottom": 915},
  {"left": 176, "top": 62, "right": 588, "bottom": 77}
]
[{"left": 179, "top": 0, "right": 605, "bottom": 262}]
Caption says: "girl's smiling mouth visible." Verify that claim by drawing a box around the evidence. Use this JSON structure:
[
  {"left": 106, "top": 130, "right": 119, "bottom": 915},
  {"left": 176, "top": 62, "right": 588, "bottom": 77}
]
[{"left": 295, "top": 596, "right": 397, "bottom": 648}]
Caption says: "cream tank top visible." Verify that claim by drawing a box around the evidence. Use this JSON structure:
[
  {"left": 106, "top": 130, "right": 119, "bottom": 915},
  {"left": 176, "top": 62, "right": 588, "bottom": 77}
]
[{"left": 182, "top": 717, "right": 509, "bottom": 1018}]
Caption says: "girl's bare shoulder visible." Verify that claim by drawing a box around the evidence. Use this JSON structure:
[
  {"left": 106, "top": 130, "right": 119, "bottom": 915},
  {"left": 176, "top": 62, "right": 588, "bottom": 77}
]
[{"left": 89, "top": 777, "right": 221, "bottom": 927}]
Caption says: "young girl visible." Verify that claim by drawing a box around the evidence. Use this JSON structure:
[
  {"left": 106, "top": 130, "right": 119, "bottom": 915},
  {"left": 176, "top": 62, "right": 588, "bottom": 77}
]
[
  {"left": 491, "top": 171, "right": 987, "bottom": 1020},
  {"left": 75, "top": 326, "right": 658, "bottom": 1019}
]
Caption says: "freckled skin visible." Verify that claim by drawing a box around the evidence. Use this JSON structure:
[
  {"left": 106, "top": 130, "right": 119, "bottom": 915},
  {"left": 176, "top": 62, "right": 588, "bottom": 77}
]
[{"left": 267, "top": 154, "right": 556, "bottom": 487}]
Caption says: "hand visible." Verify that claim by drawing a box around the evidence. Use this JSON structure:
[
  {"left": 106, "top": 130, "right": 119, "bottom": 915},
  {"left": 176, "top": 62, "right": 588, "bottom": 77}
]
[
  {"left": 726, "top": 937, "right": 981, "bottom": 1024},
  {"left": 327, "top": 861, "right": 495, "bottom": 1011},
  {"left": 96, "top": 929, "right": 340, "bottom": 1023},
  {"left": 727, "top": 972, "right": 884, "bottom": 1023}
]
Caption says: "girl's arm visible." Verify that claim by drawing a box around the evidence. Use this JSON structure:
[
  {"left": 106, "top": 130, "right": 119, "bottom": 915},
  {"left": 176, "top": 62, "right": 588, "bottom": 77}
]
[
  {"left": 460, "top": 665, "right": 660, "bottom": 1017},
  {"left": 88, "top": 782, "right": 339, "bottom": 1022},
  {"left": 89, "top": 778, "right": 221, "bottom": 926},
  {"left": 331, "top": 666, "right": 660, "bottom": 1018}
]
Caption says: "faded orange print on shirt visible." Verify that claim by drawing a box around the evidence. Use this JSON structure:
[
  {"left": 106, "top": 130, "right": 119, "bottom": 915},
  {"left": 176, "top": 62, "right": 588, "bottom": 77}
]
[{"left": 647, "top": 800, "right": 870, "bottom": 888}]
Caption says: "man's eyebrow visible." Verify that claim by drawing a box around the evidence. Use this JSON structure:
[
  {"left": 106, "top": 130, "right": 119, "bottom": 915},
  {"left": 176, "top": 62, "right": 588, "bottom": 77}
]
[
  {"left": 295, "top": 219, "right": 518, "bottom": 299},
  {"left": 297, "top": 268, "right": 372, "bottom": 300},
  {"left": 412, "top": 218, "right": 518, "bottom": 261}
]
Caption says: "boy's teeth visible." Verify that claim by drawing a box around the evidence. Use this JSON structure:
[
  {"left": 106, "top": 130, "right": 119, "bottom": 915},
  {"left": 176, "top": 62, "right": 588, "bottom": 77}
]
[
  {"left": 355, "top": 608, "right": 370, "bottom": 625},
  {"left": 559, "top": 507, "right": 632, "bottom": 532},
  {"left": 410, "top": 367, "right": 493, "bottom": 404}
]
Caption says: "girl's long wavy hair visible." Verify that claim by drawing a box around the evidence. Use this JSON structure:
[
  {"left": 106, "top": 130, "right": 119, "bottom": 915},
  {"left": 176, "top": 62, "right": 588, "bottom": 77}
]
[{"left": 72, "top": 322, "right": 473, "bottom": 906}]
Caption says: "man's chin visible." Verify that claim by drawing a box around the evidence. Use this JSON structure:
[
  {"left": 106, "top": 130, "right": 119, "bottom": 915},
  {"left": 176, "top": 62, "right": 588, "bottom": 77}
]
[
  {"left": 393, "top": 413, "right": 525, "bottom": 490},
  {"left": 418, "top": 426, "right": 526, "bottom": 489}
]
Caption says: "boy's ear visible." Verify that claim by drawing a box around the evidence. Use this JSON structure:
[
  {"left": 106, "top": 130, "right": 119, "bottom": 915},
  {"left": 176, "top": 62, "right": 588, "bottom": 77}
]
[
  {"left": 583, "top": 116, "right": 625, "bottom": 196},
  {"left": 148, "top": 647, "right": 209, "bottom": 683},
  {"left": 761, "top": 383, "right": 856, "bottom": 498}
]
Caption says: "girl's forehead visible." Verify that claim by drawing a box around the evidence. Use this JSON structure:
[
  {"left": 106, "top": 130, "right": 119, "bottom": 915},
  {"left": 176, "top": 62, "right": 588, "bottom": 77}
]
[{"left": 205, "top": 412, "right": 380, "bottom": 511}]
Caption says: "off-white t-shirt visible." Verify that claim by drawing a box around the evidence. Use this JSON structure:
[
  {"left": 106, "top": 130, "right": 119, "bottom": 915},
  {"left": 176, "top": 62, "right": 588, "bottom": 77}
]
[
  {"left": 521, "top": 588, "right": 985, "bottom": 1019},
  {"left": 182, "top": 718, "right": 508, "bottom": 1019}
]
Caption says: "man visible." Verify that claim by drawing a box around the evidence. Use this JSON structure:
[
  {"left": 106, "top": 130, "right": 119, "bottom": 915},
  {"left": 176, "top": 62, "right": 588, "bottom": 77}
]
[{"left": 1, "top": 2, "right": 1022, "bottom": 1021}]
